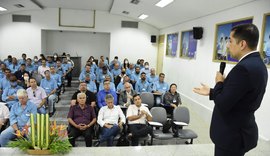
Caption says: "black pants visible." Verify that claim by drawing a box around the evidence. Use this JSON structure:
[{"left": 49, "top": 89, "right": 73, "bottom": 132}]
[
  {"left": 68, "top": 126, "right": 93, "bottom": 147},
  {"left": 66, "top": 72, "right": 72, "bottom": 87},
  {"left": 129, "top": 124, "right": 153, "bottom": 146},
  {"left": 215, "top": 145, "right": 245, "bottom": 156}
]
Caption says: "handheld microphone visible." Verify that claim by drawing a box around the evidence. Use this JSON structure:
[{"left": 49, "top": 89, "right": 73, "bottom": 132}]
[{"left": 219, "top": 62, "right": 226, "bottom": 75}]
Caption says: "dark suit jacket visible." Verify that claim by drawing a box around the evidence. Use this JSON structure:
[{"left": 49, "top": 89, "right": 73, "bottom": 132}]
[
  {"left": 209, "top": 52, "right": 268, "bottom": 152},
  {"left": 119, "top": 90, "right": 137, "bottom": 106}
]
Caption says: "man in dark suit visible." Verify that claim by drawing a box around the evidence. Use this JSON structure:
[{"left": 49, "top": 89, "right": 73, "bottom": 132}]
[{"left": 193, "top": 23, "right": 268, "bottom": 156}]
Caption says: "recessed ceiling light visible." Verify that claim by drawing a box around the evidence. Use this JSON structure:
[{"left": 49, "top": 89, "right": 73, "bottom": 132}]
[
  {"left": 155, "top": 0, "right": 174, "bottom": 8},
  {"left": 138, "top": 14, "right": 148, "bottom": 20},
  {"left": 0, "top": 6, "right": 7, "bottom": 11}
]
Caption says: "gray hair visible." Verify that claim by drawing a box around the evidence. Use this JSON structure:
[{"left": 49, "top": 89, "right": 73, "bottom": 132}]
[
  {"left": 17, "top": 89, "right": 28, "bottom": 97},
  {"left": 77, "top": 92, "right": 86, "bottom": 99},
  {"left": 105, "top": 94, "right": 114, "bottom": 102}
]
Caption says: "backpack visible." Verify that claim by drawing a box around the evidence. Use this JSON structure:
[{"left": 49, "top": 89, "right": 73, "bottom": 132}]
[
  {"left": 116, "top": 133, "right": 130, "bottom": 146},
  {"left": 162, "top": 119, "right": 172, "bottom": 133}
]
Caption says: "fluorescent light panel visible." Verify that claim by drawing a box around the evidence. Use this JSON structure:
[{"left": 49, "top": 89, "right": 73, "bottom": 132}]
[
  {"left": 138, "top": 14, "right": 148, "bottom": 20},
  {"left": 0, "top": 6, "right": 7, "bottom": 11},
  {"left": 155, "top": 0, "right": 174, "bottom": 8}
]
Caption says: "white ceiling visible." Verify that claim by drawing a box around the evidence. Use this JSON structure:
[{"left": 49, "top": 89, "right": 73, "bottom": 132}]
[{"left": 0, "top": 0, "right": 257, "bottom": 29}]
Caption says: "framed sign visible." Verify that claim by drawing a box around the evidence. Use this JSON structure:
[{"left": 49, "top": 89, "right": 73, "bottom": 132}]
[
  {"left": 260, "top": 12, "right": 270, "bottom": 67},
  {"left": 166, "top": 33, "right": 179, "bottom": 57},
  {"left": 213, "top": 17, "right": 253, "bottom": 63},
  {"left": 180, "top": 30, "right": 197, "bottom": 59}
]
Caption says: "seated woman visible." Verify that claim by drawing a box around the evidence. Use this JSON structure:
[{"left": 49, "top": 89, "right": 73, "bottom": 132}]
[
  {"left": 67, "top": 93, "right": 96, "bottom": 147},
  {"left": 0, "top": 89, "right": 37, "bottom": 147},
  {"left": 163, "top": 83, "right": 182, "bottom": 117}
]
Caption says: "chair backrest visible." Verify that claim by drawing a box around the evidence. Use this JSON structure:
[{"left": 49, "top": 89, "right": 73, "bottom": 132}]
[
  {"left": 173, "top": 106, "right": 190, "bottom": 124},
  {"left": 150, "top": 107, "right": 167, "bottom": 124},
  {"left": 140, "top": 92, "right": 154, "bottom": 109}
]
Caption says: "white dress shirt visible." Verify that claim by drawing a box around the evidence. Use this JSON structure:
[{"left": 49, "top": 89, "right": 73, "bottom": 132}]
[
  {"left": 97, "top": 105, "right": 126, "bottom": 127},
  {"left": 126, "top": 104, "right": 152, "bottom": 124}
]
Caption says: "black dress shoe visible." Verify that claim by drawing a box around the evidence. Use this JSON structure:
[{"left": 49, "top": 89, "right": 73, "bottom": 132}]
[{"left": 94, "top": 141, "right": 100, "bottom": 147}]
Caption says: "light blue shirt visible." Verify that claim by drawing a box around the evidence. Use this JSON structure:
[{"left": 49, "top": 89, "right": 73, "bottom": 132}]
[
  {"left": 126, "top": 68, "right": 135, "bottom": 77},
  {"left": 131, "top": 73, "right": 141, "bottom": 83},
  {"left": 62, "top": 63, "right": 71, "bottom": 73},
  {"left": 147, "top": 75, "right": 159, "bottom": 84},
  {"left": 0, "top": 77, "right": 10, "bottom": 91},
  {"left": 79, "top": 71, "right": 96, "bottom": 82},
  {"left": 86, "top": 81, "right": 97, "bottom": 93},
  {"left": 8, "top": 64, "right": 20, "bottom": 73},
  {"left": 135, "top": 80, "right": 151, "bottom": 94},
  {"left": 2, "top": 85, "right": 23, "bottom": 108},
  {"left": 26, "top": 64, "right": 35, "bottom": 74},
  {"left": 116, "top": 82, "right": 134, "bottom": 92},
  {"left": 0, "top": 69, "right": 4, "bottom": 79},
  {"left": 111, "top": 68, "right": 121, "bottom": 78},
  {"left": 50, "top": 73, "right": 62, "bottom": 86},
  {"left": 99, "top": 82, "right": 116, "bottom": 92},
  {"left": 32, "top": 62, "right": 40, "bottom": 72},
  {"left": 153, "top": 81, "right": 169, "bottom": 93},
  {"left": 10, "top": 100, "right": 37, "bottom": 130},
  {"left": 18, "top": 59, "right": 26, "bottom": 65},
  {"left": 97, "top": 72, "right": 114, "bottom": 83},
  {"left": 40, "top": 78, "right": 58, "bottom": 95}
]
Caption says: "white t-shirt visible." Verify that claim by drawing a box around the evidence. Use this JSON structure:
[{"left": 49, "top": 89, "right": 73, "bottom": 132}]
[
  {"left": 126, "top": 104, "right": 152, "bottom": 124},
  {"left": 0, "top": 103, "right": 9, "bottom": 120}
]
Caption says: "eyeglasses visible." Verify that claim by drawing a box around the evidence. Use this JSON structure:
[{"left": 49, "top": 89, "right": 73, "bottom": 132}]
[{"left": 33, "top": 91, "right": 36, "bottom": 97}]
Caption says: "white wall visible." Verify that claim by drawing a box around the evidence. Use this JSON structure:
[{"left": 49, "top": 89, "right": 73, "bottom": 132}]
[
  {"left": 0, "top": 9, "right": 159, "bottom": 67},
  {"left": 160, "top": 0, "right": 270, "bottom": 140},
  {"left": 43, "top": 30, "right": 110, "bottom": 68}
]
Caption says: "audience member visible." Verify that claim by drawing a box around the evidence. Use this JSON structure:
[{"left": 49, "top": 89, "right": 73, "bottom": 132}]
[
  {"left": 67, "top": 93, "right": 96, "bottom": 147},
  {"left": 2, "top": 75, "right": 23, "bottom": 109},
  {"left": 0, "top": 103, "right": 9, "bottom": 132},
  {"left": 0, "top": 89, "right": 37, "bottom": 147},
  {"left": 95, "top": 94, "right": 125, "bottom": 146},
  {"left": 126, "top": 94, "right": 153, "bottom": 146},
  {"left": 97, "top": 80, "right": 117, "bottom": 108},
  {"left": 70, "top": 82, "right": 96, "bottom": 107},
  {"left": 40, "top": 70, "right": 57, "bottom": 117},
  {"left": 135, "top": 72, "right": 151, "bottom": 94},
  {"left": 26, "top": 77, "right": 47, "bottom": 114},
  {"left": 119, "top": 82, "right": 137, "bottom": 107}
]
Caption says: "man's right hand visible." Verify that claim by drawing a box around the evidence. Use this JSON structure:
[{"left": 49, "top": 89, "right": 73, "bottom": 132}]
[{"left": 193, "top": 83, "right": 210, "bottom": 96}]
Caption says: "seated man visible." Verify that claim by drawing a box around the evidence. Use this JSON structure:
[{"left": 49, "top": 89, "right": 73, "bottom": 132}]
[
  {"left": 67, "top": 93, "right": 96, "bottom": 147},
  {"left": 85, "top": 74, "right": 97, "bottom": 94},
  {"left": 40, "top": 70, "right": 57, "bottom": 117},
  {"left": 126, "top": 94, "right": 153, "bottom": 146},
  {"left": 26, "top": 77, "right": 47, "bottom": 114},
  {"left": 0, "top": 89, "right": 37, "bottom": 147},
  {"left": 119, "top": 82, "right": 137, "bottom": 107},
  {"left": 70, "top": 82, "right": 96, "bottom": 108},
  {"left": 0, "top": 103, "right": 9, "bottom": 133},
  {"left": 95, "top": 94, "right": 125, "bottom": 146},
  {"left": 97, "top": 80, "right": 118, "bottom": 108},
  {"left": 2, "top": 74, "right": 23, "bottom": 109},
  {"left": 98, "top": 75, "right": 116, "bottom": 92},
  {"left": 135, "top": 72, "right": 151, "bottom": 94}
]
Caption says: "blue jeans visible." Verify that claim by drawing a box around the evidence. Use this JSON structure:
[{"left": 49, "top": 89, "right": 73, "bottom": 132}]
[
  {"left": 0, "top": 126, "right": 16, "bottom": 147},
  {"left": 38, "top": 106, "right": 46, "bottom": 114},
  {"left": 99, "top": 125, "right": 119, "bottom": 146}
]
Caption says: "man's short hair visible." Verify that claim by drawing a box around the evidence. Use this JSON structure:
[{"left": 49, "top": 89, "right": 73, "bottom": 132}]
[
  {"left": 159, "top": 73, "right": 165, "bottom": 77},
  {"left": 77, "top": 92, "right": 86, "bottom": 99},
  {"left": 103, "top": 80, "right": 110, "bottom": 84},
  {"left": 231, "top": 23, "right": 259, "bottom": 50},
  {"left": 105, "top": 94, "right": 114, "bottom": 102},
  {"left": 17, "top": 89, "right": 28, "bottom": 97},
  {"left": 133, "top": 94, "right": 140, "bottom": 99}
]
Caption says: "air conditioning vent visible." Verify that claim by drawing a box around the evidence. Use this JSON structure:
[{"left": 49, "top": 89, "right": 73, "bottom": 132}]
[
  {"left": 14, "top": 4, "right": 25, "bottom": 8},
  {"left": 121, "top": 21, "right": 138, "bottom": 28},
  {"left": 130, "top": 0, "right": 140, "bottom": 5},
  {"left": 12, "top": 15, "right": 31, "bottom": 22}
]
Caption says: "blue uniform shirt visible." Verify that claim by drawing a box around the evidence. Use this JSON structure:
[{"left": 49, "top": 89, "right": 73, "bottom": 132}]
[
  {"left": 135, "top": 80, "right": 151, "bottom": 94},
  {"left": 10, "top": 100, "right": 37, "bottom": 130},
  {"left": 40, "top": 78, "right": 58, "bottom": 95}
]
